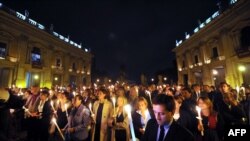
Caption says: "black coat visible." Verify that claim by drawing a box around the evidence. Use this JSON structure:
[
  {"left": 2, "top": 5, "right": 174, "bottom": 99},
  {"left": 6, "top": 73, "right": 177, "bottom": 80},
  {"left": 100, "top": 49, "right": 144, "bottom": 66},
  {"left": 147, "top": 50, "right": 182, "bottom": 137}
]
[
  {"left": 0, "top": 93, "right": 24, "bottom": 141},
  {"left": 141, "top": 119, "right": 195, "bottom": 141},
  {"left": 175, "top": 109, "right": 194, "bottom": 133}
]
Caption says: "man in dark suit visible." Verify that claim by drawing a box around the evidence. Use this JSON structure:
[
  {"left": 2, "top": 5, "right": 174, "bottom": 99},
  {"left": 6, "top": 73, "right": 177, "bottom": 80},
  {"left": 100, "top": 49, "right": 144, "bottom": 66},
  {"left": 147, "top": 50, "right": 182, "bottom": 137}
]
[{"left": 141, "top": 94, "right": 194, "bottom": 141}]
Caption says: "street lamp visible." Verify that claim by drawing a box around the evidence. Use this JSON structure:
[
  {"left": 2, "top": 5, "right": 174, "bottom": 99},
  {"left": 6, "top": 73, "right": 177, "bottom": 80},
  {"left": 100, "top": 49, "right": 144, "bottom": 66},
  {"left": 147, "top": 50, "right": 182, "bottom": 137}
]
[
  {"left": 163, "top": 77, "right": 167, "bottom": 81},
  {"left": 151, "top": 78, "right": 154, "bottom": 82},
  {"left": 212, "top": 69, "right": 218, "bottom": 75},
  {"left": 34, "top": 75, "right": 39, "bottom": 80},
  {"left": 238, "top": 65, "right": 246, "bottom": 72},
  {"left": 212, "top": 69, "right": 218, "bottom": 86}
]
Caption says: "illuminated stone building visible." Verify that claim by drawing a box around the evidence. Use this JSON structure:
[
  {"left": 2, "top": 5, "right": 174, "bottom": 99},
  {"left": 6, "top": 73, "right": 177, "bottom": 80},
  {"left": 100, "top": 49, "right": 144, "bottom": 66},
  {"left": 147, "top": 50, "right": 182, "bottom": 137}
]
[
  {"left": 0, "top": 4, "right": 92, "bottom": 88},
  {"left": 173, "top": 0, "right": 250, "bottom": 87}
]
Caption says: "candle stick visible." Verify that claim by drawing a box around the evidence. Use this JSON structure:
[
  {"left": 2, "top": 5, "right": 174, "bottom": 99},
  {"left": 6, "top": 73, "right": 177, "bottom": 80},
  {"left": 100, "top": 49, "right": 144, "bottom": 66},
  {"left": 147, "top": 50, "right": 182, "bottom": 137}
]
[
  {"left": 145, "top": 90, "right": 152, "bottom": 105},
  {"left": 196, "top": 106, "right": 204, "bottom": 136},
  {"left": 89, "top": 103, "right": 94, "bottom": 115},
  {"left": 51, "top": 101, "right": 56, "bottom": 112},
  {"left": 112, "top": 97, "right": 116, "bottom": 115},
  {"left": 22, "top": 106, "right": 32, "bottom": 116},
  {"left": 52, "top": 117, "right": 65, "bottom": 140},
  {"left": 124, "top": 104, "right": 136, "bottom": 141},
  {"left": 64, "top": 103, "right": 68, "bottom": 117},
  {"left": 241, "top": 87, "right": 246, "bottom": 96},
  {"left": 236, "top": 86, "right": 240, "bottom": 101}
]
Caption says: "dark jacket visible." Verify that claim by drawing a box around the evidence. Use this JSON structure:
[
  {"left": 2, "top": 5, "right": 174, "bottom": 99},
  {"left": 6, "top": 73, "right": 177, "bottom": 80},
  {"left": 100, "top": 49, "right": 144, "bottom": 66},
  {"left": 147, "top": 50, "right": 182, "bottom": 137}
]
[{"left": 141, "top": 119, "right": 194, "bottom": 141}]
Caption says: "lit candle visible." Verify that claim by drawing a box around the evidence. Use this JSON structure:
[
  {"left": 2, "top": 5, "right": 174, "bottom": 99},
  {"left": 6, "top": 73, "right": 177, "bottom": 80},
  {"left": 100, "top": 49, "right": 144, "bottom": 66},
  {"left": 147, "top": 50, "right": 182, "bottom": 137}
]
[
  {"left": 112, "top": 97, "right": 116, "bottom": 115},
  {"left": 89, "top": 103, "right": 93, "bottom": 115},
  {"left": 236, "top": 86, "right": 240, "bottom": 101},
  {"left": 49, "top": 90, "right": 53, "bottom": 95},
  {"left": 241, "top": 87, "right": 246, "bottom": 96},
  {"left": 51, "top": 101, "right": 56, "bottom": 112},
  {"left": 124, "top": 104, "right": 136, "bottom": 141},
  {"left": 22, "top": 106, "right": 32, "bottom": 116},
  {"left": 52, "top": 117, "right": 65, "bottom": 141},
  {"left": 64, "top": 103, "right": 68, "bottom": 117},
  {"left": 145, "top": 90, "right": 152, "bottom": 105},
  {"left": 196, "top": 106, "right": 204, "bottom": 136}
]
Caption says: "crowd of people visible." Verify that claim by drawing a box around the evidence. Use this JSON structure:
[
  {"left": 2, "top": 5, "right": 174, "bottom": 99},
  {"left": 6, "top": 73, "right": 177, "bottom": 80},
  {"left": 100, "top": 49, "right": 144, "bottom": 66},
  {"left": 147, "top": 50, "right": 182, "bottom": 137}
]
[{"left": 0, "top": 81, "right": 250, "bottom": 141}]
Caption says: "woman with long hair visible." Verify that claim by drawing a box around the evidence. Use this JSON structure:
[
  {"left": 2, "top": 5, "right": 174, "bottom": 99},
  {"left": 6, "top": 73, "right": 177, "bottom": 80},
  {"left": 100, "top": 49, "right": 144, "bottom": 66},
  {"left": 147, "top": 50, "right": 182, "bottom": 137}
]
[{"left": 197, "top": 97, "right": 224, "bottom": 141}]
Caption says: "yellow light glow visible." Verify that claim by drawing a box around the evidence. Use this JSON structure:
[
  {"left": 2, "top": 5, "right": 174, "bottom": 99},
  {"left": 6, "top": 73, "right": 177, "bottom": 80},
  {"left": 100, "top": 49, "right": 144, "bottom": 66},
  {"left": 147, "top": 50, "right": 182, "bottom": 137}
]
[
  {"left": 34, "top": 75, "right": 39, "bottom": 80},
  {"left": 238, "top": 65, "right": 246, "bottom": 72}
]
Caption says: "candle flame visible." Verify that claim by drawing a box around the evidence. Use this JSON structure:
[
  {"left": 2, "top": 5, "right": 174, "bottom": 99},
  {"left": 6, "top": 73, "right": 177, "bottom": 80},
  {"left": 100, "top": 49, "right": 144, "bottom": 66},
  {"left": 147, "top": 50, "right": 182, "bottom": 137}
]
[
  {"left": 196, "top": 106, "right": 201, "bottom": 112},
  {"left": 124, "top": 104, "right": 131, "bottom": 113},
  {"left": 52, "top": 117, "right": 56, "bottom": 123}
]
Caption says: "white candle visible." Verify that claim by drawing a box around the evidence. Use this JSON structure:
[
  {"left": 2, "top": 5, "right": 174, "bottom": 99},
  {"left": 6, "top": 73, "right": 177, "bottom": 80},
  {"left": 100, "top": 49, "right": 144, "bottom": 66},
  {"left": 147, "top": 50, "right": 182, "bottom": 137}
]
[
  {"left": 64, "top": 103, "right": 68, "bottom": 117},
  {"left": 236, "top": 86, "right": 240, "bottom": 101},
  {"left": 52, "top": 117, "right": 65, "bottom": 140},
  {"left": 89, "top": 103, "right": 93, "bottom": 115},
  {"left": 22, "top": 106, "right": 32, "bottom": 116},
  {"left": 124, "top": 104, "right": 136, "bottom": 141},
  {"left": 145, "top": 90, "right": 152, "bottom": 105},
  {"left": 196, "top": 106, "right": 204, "bottom": 136},
  {"left": 51, "top": 101, "right": 56, "bottom": 112},
  {"left": 241, "top": 87, "right": 246, "bottom": 96},
  {"left": 196, "top": 106, "right": 201, "bottom": 119},
  {"left": 112, "top": 97, "right": 116, "bottom": 114},
  {"left": 49, "top": 90, "right": 53, "bottom": 95}
]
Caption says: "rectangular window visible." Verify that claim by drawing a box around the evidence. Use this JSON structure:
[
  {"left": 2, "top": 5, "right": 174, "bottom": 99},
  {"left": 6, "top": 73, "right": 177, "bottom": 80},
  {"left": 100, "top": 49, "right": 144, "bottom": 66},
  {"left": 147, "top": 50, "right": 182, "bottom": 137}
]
[
  {"left": 195, "top": 55, "right": 199, "bottom": 64},
  {"left": 182, "top": 60, "right": 185, "bottom": 68},
  {"left": 212, "top": 47, "right": 219, "bottom": 58},
  {"left": 72, "top": 63, "right": 76, "bottom": 71},
  {"left": 56, "top": 58, "right": 61, "bottom": 67},
  {"left": 31, "top": 47, "right": 41, "bottom": 63},
  {"left": 31, "top": 47, "right": 42, "bottom": 69},
  {"left": 0, "top": 42, "right": 7, "bottom": 59}
]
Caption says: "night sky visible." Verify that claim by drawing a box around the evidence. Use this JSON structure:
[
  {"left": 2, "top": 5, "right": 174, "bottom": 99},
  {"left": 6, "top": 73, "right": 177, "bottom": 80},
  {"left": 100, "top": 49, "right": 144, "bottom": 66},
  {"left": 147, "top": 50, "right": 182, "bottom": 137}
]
[{"left": 1, "top": 0, "right": 218, "bottom": 82}]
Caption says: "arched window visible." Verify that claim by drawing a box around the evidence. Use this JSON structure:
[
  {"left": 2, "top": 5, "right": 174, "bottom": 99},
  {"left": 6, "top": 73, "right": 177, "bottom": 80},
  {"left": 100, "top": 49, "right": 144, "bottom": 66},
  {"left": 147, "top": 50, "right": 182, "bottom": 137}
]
[{"left": 241, "top": 26, "right": 250, "bottom": 49}]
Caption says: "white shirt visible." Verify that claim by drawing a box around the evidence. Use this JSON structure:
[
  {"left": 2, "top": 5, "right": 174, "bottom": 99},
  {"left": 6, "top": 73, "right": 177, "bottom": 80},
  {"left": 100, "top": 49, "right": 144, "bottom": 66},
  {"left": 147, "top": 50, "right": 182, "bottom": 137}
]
[{"left": 156, "top": 120, "right": 173, "bottom": 141}]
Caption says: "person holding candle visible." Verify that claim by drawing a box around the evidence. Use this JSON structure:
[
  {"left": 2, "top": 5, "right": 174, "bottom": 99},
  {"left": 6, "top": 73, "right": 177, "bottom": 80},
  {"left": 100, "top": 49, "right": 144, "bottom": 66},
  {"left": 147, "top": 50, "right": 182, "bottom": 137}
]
[
  {"left": 65, "top": 94, "right": 91, "bottom": 141},
  {"left": 173, "top": 95, "right": 193, "bottom": 133},
  {"left": 50, "top": 91, "right": 72, "bottom": 140},
  {"left": 132, "top": 97, "right": 154, "bottom": 140},
  {"left": 36, "top": 90, "right": 52, "bottom": 141},
  {"left": 108, "top": 96, "right": 130, "bottom": 141},
  {"left": 196, "top": 97, "right": 224, "bottom": 141},
  {"left": 91, "top": 87, "right": 113, "bottom": 141},
  {"left": 240, "top": 88, "right": 250, "bottom": 125},
  {"left": 141, "top": 94, "right": 194, "bottom": 141},
  {"left": 24, "top": 85, "right": 41, "bottom": 141}
]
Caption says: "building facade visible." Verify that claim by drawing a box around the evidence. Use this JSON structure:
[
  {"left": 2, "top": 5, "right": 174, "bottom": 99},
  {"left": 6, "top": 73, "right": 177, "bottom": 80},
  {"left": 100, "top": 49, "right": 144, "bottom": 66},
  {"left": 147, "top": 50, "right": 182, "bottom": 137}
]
[
  {"left": 0, "top": 4, "right": 92, "bottom": 88},
  {"left": 173, "top": 0, "right": 250, "bottom": 88}
]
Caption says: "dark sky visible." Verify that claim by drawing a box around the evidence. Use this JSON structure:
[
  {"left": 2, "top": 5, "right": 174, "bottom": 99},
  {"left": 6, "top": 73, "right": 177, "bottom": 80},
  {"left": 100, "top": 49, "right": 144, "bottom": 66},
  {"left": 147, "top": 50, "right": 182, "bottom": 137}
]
[{"left": 1, "top": 0, "right": 218, "bottom": 81}]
